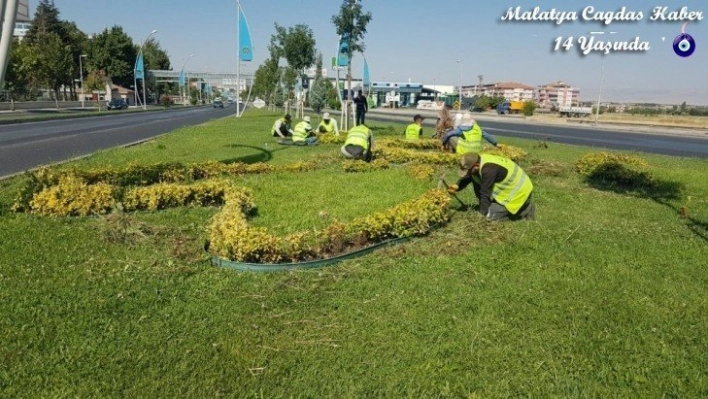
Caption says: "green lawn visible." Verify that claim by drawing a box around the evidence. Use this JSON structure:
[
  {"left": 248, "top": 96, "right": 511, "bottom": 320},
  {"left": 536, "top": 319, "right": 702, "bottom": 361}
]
[{"left": 0, "top": 109, "right": 706, "bottom": 397}]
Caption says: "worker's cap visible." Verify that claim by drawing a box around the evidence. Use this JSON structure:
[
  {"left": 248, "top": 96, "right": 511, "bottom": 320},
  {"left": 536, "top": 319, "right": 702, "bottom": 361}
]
[
  {"left": 460, "top": 112, "right": 475, "bottom": 124},
  {"left": 323, "top": 112, "right": 330, "bottom": 119},
  {"left": 413, "top": 114, "right": 425, "bottom": 122},
  {"left": 303, "top": 116, "right": 311, "bottom": 123},
  {"left": 458, "top": 153, "right": 481, "bottom": 177},
  {"left": 284, "top": 114, "right": 292, "bottom": 120}
]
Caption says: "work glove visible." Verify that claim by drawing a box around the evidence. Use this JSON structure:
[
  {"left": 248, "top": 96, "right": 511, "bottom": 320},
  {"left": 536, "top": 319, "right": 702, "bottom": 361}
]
[
  {"left": 497, "top": 143, "right": 506, "bottom": 150},
  {"left": 447, "top": 184, "right": 459, "bottom": 195}
]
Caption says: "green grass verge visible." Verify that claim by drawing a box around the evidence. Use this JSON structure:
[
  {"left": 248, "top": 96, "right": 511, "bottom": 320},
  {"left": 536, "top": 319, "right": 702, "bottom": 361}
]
[{"left": 0, "top": 108, "right": 706, "bottom": 397}]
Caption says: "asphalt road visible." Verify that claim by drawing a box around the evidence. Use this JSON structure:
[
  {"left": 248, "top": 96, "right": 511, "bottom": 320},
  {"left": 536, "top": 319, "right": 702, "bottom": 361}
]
[
  {"left": 366, "top": 112, "right": 708, "bottom": 159},
  {"left": 1, "top": 106, "right": 706, "bottom": 179},
  {"left": 0, "top": 105, "right": 235, "bottom": 178}
]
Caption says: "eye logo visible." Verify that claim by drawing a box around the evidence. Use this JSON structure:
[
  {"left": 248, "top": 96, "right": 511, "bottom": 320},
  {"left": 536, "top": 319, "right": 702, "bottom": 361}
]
[{"left": 673, "top": 22, "right": 696, "bottom": 58}]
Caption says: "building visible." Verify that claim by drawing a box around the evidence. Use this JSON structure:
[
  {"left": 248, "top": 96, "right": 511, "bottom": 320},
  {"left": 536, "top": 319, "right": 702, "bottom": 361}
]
[
  {"left": 13, "top": 0, "right": 31, "bottom": 40},
  {"left": 537, "top": 81, "right": 580, "bottom": 108},
  {"left": 465, "top": 81, "right": 535, "bottom": 101}
]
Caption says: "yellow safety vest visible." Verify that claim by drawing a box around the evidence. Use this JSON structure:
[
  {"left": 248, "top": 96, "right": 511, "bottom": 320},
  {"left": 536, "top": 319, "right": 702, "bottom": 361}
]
[
  {"left": 455, "top": 123, "right": 484, "bottom": 154},
  {"left": 292, "top": 121, "right": 311, "bottom": 143},
  {"left": 272, "top": 117, "right": 289, "bottom": 134},
  {"left": 473, "top": 154, "right": 533, "bottom": 214},
  {"left": 344, "top": 125, "right": 371, "bottom": 150},
  {"left": 318, "top": 120, "right": 335, "bottom": 134},
  {"left": 405, "top": 123, "right": 421, "bottom": 140}
]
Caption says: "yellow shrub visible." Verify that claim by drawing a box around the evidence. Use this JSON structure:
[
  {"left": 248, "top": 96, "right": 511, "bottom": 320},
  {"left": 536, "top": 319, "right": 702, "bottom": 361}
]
[
  {"left": 29, "top": 175, "right": 115, "bottom": 216},
  {"left": 575, "top": 152, "right": 649, "bottom": 177}
]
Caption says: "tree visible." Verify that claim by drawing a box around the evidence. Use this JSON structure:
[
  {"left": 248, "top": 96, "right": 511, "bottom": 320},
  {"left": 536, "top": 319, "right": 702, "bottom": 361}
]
[
  {"left": 24, "top": 0, "right": 62, "bottom": 45},
  {"left": 85, "top": 26, "right": 138, "bottom": 89},
  {"left": 60, "top": 21, "right": 89, "bottom": 100},
  {"left": 271, "top": 24, "right": 316, "bottom": 74},
  {"left": 680, "top": 101, "right": 687, "bottom": 115},
  {"left": 269, "top": 23, "right": 316, "bottom": 108},
  {"left": 309, "top": 54, "right": 328, "bottom": 114},
  {"left": 84, "top": 70, "right": 107, "bottom": 110},
  {"left": 251, "top": 58, "right": 280, "bottom": 101},
  {"left": 522, "top": 101, "right": 537, "bottom": 116},
  {"left": 4, "top": 40, "right": 34, "bottom": 103},
  {"left": 332, "top": 0, "right": 372, "bottom": 128}
]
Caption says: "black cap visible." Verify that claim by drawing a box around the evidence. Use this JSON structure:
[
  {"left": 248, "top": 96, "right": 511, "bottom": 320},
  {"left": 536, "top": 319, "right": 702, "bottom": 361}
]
[
  {"left": 284, "top": 114, "right": 291, "bottom": 120},
  {"left": 414, "top": 114, "right": 425, "bottom": 121}
]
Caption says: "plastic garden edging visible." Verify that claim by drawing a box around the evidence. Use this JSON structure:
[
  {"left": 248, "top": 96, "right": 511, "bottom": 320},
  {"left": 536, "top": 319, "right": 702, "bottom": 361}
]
[{"left": 204, "top": 237, "right": 409, "bottom": 272}]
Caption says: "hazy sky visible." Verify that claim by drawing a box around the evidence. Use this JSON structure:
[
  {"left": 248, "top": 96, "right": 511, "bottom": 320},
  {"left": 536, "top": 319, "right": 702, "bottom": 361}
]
[{"left": 54, "top": 0, "right": 707, "bottom": 105}]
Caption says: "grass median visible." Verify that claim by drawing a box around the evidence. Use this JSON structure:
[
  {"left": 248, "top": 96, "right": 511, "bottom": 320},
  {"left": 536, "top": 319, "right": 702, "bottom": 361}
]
[{"left": 0, "top": 109, "right": 706, "bottom": 397}]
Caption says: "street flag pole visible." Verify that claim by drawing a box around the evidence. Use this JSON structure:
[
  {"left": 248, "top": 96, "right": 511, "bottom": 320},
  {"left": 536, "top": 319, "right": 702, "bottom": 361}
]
[{"left": 236, "top": 0, "right": 253, "bottom": 117}]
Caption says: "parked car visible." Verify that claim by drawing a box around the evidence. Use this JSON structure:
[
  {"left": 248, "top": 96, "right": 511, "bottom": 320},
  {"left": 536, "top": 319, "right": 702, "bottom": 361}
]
[
  {"left": 213, "top": 99, "right": 224, "bottom": 108},
  {"left": 107, "top": 98, "right": 128, "bottom": 110}
]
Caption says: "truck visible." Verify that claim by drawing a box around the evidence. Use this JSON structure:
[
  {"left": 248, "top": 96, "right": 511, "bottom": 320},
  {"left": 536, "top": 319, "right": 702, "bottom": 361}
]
[
  {"left": 559, "top": 106, "right": 593, "bottom": 117},
  {"left": 496, "top": 101, "right": 525, "bottom": 115}
]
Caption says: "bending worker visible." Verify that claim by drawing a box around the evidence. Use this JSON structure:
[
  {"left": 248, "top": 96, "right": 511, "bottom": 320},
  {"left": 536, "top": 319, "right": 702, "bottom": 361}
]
[
  {"left": 448, "top": 152, "right": 535, "bottom": 221},
  {"left": 404, "top": 114, "right": 425, "bottom": 140},
  {"left": 442, "top": 112, "right": 499, "bottom": 154},
  {"left": 292, "top": 116, "right": 318, "bottom": 146},
  {"left": 317, "top": 112, "right": 340, "bottom": 136},
  {"left": 341, "top": 124, "right": 374, "bottom": 162},
  {"left": 272, "top": 114, "right": 294, "bottom": 138}
]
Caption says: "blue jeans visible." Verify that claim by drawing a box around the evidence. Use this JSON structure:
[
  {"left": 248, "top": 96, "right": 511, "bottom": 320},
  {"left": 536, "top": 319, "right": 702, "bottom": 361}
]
[{"left": 295, "top": 137, "right": 318, "bottom": 146}]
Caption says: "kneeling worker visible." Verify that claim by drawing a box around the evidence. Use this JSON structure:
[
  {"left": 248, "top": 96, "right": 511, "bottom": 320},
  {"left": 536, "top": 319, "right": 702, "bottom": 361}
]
[
  {"left": 341, "top": 124, "right": 374, "bottom": 162},
  {"left": 292, "top": 116, "right": 318, "bottom": 145},
  {"left": 317, "top": 112, "right": 339, "bottom": 136},
  {"left": 449, "top": 152, "right": 535, "bottom": 221},
  {"left": 404, "top": 114, "right": 425, "bottom": 140},
  {"left": 272, "top": 114, "right": 294, "bottom": 139},
  {"left": 442, "top": 112, "right": 498, "bottom": 154}
]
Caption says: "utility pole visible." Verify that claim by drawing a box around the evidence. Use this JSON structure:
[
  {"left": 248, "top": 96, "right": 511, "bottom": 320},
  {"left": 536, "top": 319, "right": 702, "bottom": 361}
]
[
  {"left": 595, "top": 56, "right": 605, "bottom": 125},
  {"left": 79, "top": 54, "right": 86, "bottom": 108}
]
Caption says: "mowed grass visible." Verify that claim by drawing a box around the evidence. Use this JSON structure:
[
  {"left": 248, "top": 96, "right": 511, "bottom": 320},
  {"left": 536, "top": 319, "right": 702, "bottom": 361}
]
[{"left": 0, "top": 109, "right": 706, "bottom": 397}]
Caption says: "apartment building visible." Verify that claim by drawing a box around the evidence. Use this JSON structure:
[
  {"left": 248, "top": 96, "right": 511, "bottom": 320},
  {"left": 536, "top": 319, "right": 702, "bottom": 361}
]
[
  {"left": 13, "top": 0, "right": 31, "bottom": 40},
  {"left": 537, "top": 81, "right": 580, "bottom": 108}
]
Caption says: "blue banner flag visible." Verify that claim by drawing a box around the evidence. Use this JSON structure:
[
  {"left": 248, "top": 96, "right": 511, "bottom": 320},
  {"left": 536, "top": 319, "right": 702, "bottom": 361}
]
[
  {"left": 238, "top": 5, "right": 253, "bottom": 62},
  {"left": 363, "top": 58, "right": 370, "bottom": 87},
  {"left": 337, "top": 33, "right": 350, "bottom": 67},
  {"left": 135, "top": 53, "right": 144, "bottom": 80},
  {"left": 179, "top": 69, "right": 185, "bottom": 88}
]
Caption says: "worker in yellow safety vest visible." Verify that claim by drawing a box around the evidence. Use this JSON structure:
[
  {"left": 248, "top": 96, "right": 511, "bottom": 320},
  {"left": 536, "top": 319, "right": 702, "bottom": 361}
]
[
  {"left": 448, "top": 152, "right": 535, "bottom": 221},
  {"left": 404, "top": 114, "right": 425, "bottom": 140},
  {"left": 341, "top": 124, "right": 374, "bottom": 162},
  {"left": 317, "top": 112, "right": 340, "bottom": 135},
  {"left": 441, "top": 112, "right": 499, "bottom": 154},
  {"left": 292, "top": 116, "right": 318, "bottom": 146},
  {"left": 271, "top": 114, "right": 294, "bottom": 138}
]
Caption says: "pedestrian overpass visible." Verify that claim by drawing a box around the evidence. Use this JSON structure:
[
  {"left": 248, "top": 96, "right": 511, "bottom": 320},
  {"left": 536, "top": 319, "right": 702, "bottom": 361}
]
[{"left": 148, "top": 70, "right": 253, "bottom": 87}]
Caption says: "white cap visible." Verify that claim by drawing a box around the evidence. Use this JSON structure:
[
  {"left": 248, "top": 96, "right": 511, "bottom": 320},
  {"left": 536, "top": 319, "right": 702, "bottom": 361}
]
[
  {"left": 323, "top": 112, "right": 330, "bottom": 119},
  {"left": 460, "top": 112, "right": 475, "bottom": 125},
  {"left": 303, "top": 116, "right": 311, "bottom": 123}
]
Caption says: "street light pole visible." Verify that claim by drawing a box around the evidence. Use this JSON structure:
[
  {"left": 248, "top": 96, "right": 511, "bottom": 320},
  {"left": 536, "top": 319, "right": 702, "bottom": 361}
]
[
  {"left": 79, "top": 54, "right": 86, "bottom": 108},
  {"left": 180, "top": 54, "right": 194, "bottom": 105},
  {"left": 456, "top": 60, "right": 462, "bottom": 110},
  {"left": 135, "top": 29, "right": 158, "bottom": 109}
]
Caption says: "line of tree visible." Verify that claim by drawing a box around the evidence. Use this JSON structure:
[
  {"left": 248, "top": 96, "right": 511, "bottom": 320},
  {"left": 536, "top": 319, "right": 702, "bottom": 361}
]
[
  {"left": 3, "top": 0, "right": 171, "bottom": 103},
  {"left": 625, "top": 102, "right": 708, "bottom": 117},
  {"left": 249, "top": 0, "right": 371, "bottom": 116}
]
